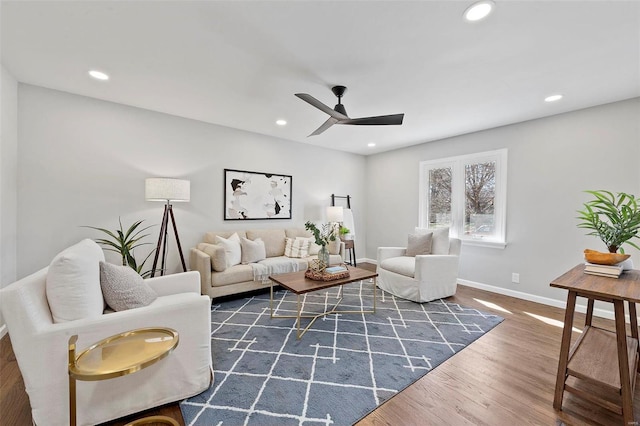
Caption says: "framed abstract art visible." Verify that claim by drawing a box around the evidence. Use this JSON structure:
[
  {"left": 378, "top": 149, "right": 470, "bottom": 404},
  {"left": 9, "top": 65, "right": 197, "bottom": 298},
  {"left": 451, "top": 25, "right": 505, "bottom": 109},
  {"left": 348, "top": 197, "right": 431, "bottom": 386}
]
[{"left": 224, "top": 168, "right": 292, "bottom": 220}]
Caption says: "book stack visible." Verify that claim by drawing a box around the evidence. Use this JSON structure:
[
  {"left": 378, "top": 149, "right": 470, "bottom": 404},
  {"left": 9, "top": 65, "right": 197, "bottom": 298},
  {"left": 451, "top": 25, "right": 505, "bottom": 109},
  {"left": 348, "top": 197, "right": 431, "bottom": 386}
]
[
  {"left": 325, "top": 265, "right": 348, "bottom": 275},
  {"left": 584, "top": 262, "right": 623, "bottom": 278}
]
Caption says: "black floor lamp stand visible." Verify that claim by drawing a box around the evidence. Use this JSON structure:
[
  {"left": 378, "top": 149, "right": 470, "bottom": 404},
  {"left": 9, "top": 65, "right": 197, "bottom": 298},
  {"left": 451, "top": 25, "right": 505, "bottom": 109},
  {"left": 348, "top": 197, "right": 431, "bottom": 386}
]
[{"left": 150, "top": 202, "right": 187, "bottom": 277}]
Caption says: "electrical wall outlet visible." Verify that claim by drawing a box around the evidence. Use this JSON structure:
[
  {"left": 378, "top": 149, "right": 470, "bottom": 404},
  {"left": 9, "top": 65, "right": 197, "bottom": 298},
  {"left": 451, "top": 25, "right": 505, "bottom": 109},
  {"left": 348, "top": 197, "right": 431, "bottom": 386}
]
[{"left": 511, "top": 273, "right": 520, "bottom": 284}]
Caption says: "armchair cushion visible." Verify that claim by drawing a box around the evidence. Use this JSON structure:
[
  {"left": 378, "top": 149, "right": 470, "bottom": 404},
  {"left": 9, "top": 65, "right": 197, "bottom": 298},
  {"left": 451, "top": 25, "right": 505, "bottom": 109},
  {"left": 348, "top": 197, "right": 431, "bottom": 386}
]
[
  {"left": 45, "top": 238, "right": 105, "bottom": 323},
  {"left": 380, "top": 256, "right": 416, "bottom": 278},
  {"left": 99, "top": 261, "right": 157, "bottom": 311},
  {"left": 406, "top": 232, "right": 432, "bottom": 256},
  {"left": 415, "top": 227, "right": 450, "bottom": 255}
]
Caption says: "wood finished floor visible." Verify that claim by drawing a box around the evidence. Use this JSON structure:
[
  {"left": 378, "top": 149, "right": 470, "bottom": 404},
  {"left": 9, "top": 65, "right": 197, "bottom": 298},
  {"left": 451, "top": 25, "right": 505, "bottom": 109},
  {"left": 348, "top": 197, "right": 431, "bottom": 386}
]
[{"left": 2, "top": 262, "right": 640, "bottom": 425}]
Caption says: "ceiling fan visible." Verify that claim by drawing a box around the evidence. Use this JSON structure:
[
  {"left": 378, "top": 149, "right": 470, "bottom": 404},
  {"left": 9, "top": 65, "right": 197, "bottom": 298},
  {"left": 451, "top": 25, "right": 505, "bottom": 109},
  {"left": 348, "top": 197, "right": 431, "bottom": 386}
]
[{"left": 295, "top": 85, "right": 404, "bottom": 136}]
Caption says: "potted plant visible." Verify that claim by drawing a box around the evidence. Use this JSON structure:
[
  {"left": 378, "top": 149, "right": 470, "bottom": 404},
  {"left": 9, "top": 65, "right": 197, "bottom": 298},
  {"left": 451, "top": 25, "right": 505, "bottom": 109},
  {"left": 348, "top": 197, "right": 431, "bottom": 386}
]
[
  {"left": 339, "top": 225, "right": 351, "bottom": 240},
  {"left": 84, "top": 218, "right": 156, "bottom": 278},
  {"left": 577, "top": 190, "right": 640, "bottom": 254}
]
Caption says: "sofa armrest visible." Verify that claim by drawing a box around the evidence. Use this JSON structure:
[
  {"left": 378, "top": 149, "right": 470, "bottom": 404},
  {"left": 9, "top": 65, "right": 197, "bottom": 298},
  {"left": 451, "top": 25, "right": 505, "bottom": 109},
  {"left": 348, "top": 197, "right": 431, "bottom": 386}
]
[
  {"left": 190, "top": 248, "right": 212, "bottom": 296},
  {"left": 414, "top": 255, "right": 459, "bottom": 281},
  {"left": 146, "top": 271, "right": 200, "bottom": 296},
  {"left": 377, "top": 247, "right": 407, "bottom": 263}
]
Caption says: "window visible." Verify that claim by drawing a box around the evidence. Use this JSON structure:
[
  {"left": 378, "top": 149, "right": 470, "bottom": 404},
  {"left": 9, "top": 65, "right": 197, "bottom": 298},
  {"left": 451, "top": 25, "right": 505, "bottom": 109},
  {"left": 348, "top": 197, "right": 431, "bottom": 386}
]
[{"left": 419, "top": 149, "right": 507, "bottom": 248}]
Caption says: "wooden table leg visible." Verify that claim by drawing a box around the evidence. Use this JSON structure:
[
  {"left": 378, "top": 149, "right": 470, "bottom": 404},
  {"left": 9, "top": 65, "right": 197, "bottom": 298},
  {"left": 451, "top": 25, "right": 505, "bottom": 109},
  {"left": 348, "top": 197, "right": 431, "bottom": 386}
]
[
  {"left": 554, "top": 291, "right": 577, "bottom": 410},
  {"left": 614, "top": 299, "right": 634, "bottom": 425},
  {"left": 585, "top": 298, "right": 594, "bottom": 326}
]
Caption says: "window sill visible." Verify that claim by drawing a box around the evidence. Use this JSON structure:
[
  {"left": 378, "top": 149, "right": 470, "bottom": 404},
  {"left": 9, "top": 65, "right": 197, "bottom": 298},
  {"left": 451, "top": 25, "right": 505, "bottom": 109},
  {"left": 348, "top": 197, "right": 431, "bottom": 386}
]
[{"left": 461, "top": 239, "right": 507, "bottom": 249}]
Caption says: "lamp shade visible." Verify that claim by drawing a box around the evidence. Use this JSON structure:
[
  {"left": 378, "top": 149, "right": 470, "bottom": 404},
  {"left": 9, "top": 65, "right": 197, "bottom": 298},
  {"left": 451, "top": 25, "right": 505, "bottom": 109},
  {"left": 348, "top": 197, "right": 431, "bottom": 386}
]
[
  {"left": 326, "top": 206, "right": 344, "bottom": 222},
  {"left": 145, "top": 178, "right": 190, "bottom": 202}
]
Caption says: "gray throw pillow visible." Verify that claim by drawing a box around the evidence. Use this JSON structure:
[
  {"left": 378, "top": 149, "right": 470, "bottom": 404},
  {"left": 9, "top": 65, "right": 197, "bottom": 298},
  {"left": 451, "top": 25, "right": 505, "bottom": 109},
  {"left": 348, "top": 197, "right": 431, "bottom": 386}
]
[
  {"left": 406, "top": 232, "right": 433, "bottom": 256},
  {"left": 99, "top": 261, "right": 157, "bottom": 311},
  {"left": 241, "top": 237, "right": 267, "bottom": 264}
]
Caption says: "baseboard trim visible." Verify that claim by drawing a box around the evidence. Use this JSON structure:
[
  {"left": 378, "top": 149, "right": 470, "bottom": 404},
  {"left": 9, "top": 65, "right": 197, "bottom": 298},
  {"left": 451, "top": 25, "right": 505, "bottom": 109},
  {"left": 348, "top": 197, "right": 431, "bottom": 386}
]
[
  {"left": 361, "top": 258, "right": 619, "bottom": 320},
  {"left": 0, "top": 324, "right": 7, "bottom": 339},
  {"left": 458, "top": 278, "right": 617, "bottom": 321}
]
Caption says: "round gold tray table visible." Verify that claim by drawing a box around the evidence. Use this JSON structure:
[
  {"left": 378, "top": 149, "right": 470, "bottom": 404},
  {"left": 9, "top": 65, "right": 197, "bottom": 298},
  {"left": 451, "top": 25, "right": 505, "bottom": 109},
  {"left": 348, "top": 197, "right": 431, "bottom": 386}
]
[{"left": 68, "top": 327, "right": 179, "bottom": 426}]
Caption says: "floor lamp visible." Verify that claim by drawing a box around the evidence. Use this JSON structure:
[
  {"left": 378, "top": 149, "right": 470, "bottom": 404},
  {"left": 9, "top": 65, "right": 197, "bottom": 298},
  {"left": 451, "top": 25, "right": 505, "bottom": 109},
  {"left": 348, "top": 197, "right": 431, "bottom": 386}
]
[{"left": 145, "top": 178, "right": 190, "bottom": 277}]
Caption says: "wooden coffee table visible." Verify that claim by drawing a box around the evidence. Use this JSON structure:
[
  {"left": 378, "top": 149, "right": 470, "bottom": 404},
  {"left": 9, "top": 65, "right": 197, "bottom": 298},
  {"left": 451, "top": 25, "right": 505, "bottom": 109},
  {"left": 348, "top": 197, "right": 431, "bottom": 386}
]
[{"left": 269, "top": 266, "right": 378, "bottom": 339}]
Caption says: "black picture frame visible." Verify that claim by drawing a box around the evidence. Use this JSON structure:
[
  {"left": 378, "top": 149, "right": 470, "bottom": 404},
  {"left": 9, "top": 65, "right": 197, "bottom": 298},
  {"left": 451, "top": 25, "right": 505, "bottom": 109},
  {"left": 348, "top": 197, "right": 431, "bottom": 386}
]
[{"left": 224, "top": 168, "right": 292, "bottom": 220}]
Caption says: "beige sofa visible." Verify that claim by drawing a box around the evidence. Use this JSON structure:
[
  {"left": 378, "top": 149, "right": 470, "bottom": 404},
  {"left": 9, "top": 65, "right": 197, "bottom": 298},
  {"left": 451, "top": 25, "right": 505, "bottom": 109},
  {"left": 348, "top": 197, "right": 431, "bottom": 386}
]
[{"left": 190, "top": 228, "right": 345, "bottom": 298}]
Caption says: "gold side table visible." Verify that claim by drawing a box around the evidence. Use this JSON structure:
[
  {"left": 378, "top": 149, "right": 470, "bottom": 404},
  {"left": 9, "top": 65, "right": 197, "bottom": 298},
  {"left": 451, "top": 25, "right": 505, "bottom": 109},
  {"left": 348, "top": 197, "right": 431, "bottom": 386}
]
[{"left": 68, "top": 327, "right": 180, "bottom": 426}]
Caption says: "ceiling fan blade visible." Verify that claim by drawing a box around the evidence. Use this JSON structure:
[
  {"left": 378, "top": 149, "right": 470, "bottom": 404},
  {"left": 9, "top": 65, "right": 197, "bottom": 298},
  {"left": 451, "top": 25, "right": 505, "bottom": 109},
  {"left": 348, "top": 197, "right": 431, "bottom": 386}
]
[
  {"left": 295, "top": 93, "right": 349, "bottom": 120},
  {"left": 339, "top": 113, "right": 404, "bottom": 126},
  {"left": 309, "top": 117, "right": 339, "bottom": 136}
]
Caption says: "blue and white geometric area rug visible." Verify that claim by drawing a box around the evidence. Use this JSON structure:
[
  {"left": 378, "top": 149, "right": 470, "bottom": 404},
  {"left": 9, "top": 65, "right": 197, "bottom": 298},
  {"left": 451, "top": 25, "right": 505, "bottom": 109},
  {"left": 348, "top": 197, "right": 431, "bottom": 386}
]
[{"left": 180, "top": 281, "right": 503, "bottom": 426}]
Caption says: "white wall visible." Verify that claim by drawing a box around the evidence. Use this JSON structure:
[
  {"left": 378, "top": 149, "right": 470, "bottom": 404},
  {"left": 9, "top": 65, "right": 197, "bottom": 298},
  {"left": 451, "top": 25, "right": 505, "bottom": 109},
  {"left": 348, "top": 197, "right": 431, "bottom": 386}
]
[
  {"left": 366, "top": 98, "right": 640, "bottom": 305},
  {"left": 1, "top": 66, "right": 19, "bottom": 334},
  {"left": 17, "top": 84, "right": 366, "bottom": 277}
]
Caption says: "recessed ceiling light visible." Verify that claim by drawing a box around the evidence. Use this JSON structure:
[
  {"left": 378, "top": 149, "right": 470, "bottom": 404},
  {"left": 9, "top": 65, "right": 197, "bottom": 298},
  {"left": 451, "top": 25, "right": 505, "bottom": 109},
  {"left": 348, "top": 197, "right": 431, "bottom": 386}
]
[
  {"left": 276, "top": 119, "right": 287, "bottom": 126},
  {"left": 545, "top": 94, "right": 563, "bottom": 103},
  {"left": 367, "top": 143, "right": 376, "bottom": 148},
  {"left": 463, "top": 1, "right": 494, "bottom": 22},
  {"left": 88, "top": 70, "right": 109, "bottom": 81}
]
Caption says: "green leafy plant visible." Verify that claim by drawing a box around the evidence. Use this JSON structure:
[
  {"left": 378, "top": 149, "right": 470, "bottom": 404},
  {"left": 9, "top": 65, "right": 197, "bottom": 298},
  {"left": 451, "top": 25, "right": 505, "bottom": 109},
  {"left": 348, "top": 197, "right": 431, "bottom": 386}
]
[
  {"left": 305, "top": 221, "right": 337, "bottom": 247},
  {"left": 84, "top": 218, "right": 156, "bottom": 277},
  {"left": 339, "top": 226, "right": 350, "bottom": 236},
  {"left": 577, "top": 190, "right": 640, "bottom": 253}
]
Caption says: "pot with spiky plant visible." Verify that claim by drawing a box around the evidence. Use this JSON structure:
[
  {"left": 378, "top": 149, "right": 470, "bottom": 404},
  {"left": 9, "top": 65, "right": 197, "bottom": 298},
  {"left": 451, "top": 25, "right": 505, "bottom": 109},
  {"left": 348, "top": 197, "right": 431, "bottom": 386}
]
[
  {"left": 84, "top": 218, "right": 156, "bottom": 278},
  {"left": 577, "top": 190, "right": 640, "bottom": 254}
]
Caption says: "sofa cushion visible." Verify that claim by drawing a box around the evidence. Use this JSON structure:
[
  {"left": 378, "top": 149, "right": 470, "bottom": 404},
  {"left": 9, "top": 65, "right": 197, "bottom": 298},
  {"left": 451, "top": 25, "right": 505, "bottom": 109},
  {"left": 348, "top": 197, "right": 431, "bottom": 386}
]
[
  {"left": 197, "top": 243, "right": 227, "bottom": 272},
  {"left": 99, "top": 261, "right": 157, "bottom": 311},
  {"left": 406, "top": 232, "right": 432, "bottom": 256},
  {"left": 45, "top": 238, "right": 105, "bottom": 323},
  {"left": 246, "top": 229, "right": 286, "bottom": 257},
  {"left": 284, "top": 237, "right": 309, "bottom": 258},
  {"left": 216, "top": 233, "right": 242, "bottom": 268},
  {"left": 285, "top": 228, "right": 312, "bottom": 239},
  {"left": 380, "top": 256, "right": 416, "bottom": 278},
  {"left": 241, "top": 237, "right": 266, "bottom": 264},
  {"left": 204, "top": 230, "right": 247, "bottom": 245},
  {"left": 210, "top": 264, "right": 254, "bottom": 287},
  {"left": 415, "top": 227, "right": 450, "bottom": 255}
]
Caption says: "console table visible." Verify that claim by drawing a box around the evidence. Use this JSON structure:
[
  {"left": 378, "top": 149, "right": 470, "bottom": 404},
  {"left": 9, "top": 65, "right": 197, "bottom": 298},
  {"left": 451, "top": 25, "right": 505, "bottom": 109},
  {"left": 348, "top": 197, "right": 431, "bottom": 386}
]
[
  {"left": 68, "top": 327, "right": 179, "bottom": 426},
  {"left": 551, "top": 264, "right": 640, "bottom": 424}
]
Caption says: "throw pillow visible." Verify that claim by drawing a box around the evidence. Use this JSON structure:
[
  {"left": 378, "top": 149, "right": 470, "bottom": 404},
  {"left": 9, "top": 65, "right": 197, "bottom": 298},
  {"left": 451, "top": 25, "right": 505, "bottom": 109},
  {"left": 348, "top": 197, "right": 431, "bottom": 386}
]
[
  {"left": 45, "top": 239, "right": 105, "bottom": 323},
  {"left": 197, "top": 243, "right": 227, "bottom": 272},
  {"left": 406, "top": 232, "right": 433, "bottom": 256},
  {"left": 327, "top": 239, "right": 341, "bottom": 255},
  {"left": 215, "top": 233, "right": 242, "bottom": 268},
  {"left": 284, "top": 237, "right": 310, "bottom": 258},
  {"left": 99, "top": 261, "right": 157, "bottom": 311},
  {"left": 296, "top": 237, "right": 320, "bottom": 255},
  {"left": 241, "top": 237, "right": 267, "bottom": 264},
  {"left": 430, "top": 227, "right": 451, "bottom": 255}
]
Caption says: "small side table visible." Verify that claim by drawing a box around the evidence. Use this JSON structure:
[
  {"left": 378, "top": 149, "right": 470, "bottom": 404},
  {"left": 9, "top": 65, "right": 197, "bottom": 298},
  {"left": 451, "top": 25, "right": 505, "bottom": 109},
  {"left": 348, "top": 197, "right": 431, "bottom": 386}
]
[
  {"left": 68, "top": 327, "right": 180, "bottom": 426},
  {"left": 343, "top": 239, "right": 356, "bottom": 267},
  {"left": 551, "top": 264, "right": 640, "bottom": 424}
]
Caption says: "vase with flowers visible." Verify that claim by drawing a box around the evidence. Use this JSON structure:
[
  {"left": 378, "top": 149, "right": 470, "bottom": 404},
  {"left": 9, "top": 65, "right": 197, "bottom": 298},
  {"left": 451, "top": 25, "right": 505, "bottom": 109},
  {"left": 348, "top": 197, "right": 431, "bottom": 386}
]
[{"left": 305, "top": 221, "right": 338, "bottom": 268}]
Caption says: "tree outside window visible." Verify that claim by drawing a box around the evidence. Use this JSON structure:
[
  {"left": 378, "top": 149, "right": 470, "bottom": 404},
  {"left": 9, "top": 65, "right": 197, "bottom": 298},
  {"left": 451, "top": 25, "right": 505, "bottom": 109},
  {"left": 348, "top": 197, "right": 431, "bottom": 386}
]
[{"left": 420, "top": 150, "right": 507, "bottom": 247}]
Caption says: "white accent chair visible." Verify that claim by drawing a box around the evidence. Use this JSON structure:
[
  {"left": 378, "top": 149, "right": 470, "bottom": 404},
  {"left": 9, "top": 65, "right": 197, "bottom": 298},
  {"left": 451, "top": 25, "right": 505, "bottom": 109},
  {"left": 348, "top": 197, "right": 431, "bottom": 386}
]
[
  {"left": 377, "top": 229, "right": 461, "bottom": 303},
  {"left": 0, "top": 243, "right": 213, "bottom": 426}
]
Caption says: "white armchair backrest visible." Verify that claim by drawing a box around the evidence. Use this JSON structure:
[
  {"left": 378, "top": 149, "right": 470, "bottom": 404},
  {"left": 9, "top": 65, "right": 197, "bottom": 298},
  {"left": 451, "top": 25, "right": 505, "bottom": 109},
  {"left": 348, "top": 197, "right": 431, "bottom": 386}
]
[{"left": 449, "top": 238, "right": 462, "bottom": 256}]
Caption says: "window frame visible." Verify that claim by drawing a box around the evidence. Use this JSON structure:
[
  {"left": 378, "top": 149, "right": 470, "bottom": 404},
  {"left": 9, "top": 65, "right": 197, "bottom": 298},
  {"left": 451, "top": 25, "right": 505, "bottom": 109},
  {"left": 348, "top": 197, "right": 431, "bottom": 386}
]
[{"left": 419, "top": 149, "right": 508, "bottom": 248}]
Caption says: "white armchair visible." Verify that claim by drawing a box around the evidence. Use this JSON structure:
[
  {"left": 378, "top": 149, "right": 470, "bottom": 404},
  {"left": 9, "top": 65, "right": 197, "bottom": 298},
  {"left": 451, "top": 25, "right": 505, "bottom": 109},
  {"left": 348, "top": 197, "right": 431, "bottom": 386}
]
[
  {"left": 377, "top": 231, "right": 461, "bottom": 303},
  {"left": 0, "top": 264, "right": 212, "bottom": 426}
]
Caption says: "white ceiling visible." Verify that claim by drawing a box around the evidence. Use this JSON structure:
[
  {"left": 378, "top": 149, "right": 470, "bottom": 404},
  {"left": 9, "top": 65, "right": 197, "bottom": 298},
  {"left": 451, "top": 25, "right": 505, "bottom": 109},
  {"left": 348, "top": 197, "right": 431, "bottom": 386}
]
[{"left": 2, "top": 1, "right": 639, "bottom": 155}]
